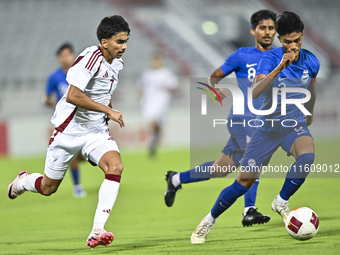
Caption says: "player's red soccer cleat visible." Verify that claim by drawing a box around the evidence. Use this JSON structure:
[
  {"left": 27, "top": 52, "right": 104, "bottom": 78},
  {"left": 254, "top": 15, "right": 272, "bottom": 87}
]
[
  {"left": 86, "top": 229, "right": 114, "bottom": 249},
  {"left": 7, "top": 170, "right": 29, "bottom": 199}
]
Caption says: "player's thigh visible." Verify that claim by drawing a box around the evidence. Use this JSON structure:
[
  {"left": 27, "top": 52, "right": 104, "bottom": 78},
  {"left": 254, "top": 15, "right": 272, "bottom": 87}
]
[
  {"left": 83, "top": 132, "right": 123, "bottom": 175},
  {"left": 212, "top": 153, "right": 237, "bottom": 177},
  {"left": 289, "top": 136, "right": 314, "bottom": 158},
  {"left": 239, "top": 129, "right": 280, "bottom": 186},
  {"left": 281, "top": 124, "right": 314, "bottom": 158},
  {"left": 44, "top": 132, "right": 81, "bottom": 193},
  {"left": 240, "top": 129, "right": 278, "bottom": 167}
]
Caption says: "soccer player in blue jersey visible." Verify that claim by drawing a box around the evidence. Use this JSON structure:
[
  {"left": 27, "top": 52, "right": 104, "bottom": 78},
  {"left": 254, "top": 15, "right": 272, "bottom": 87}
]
[
  {"left": 44, "top": 43, "right": 87, "bottom": 198},
  {"left": 190, "top": 11, "right": 319, "bottom": 243},
  {"left": 164, "top": 10, "right": 276, "bottom": 227}
]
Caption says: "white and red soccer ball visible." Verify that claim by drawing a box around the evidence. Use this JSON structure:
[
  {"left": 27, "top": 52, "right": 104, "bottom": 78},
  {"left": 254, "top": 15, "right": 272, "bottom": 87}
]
[{"left": 285, "top": 207, "right": 319, "bottom": 240}]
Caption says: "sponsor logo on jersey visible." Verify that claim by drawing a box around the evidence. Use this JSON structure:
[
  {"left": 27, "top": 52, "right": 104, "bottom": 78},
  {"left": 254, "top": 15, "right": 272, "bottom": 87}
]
[
  {"left": 246, "top": 63, "right": 257, "bottom": 68},
  {"left": 278, "top": 77, "right": 289, "bottom": 81}
]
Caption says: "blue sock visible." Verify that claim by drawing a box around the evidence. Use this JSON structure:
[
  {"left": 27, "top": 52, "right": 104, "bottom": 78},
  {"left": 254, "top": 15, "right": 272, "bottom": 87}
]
[
  {"left": 211, "top": 180, "right": 249, "bottom": 218},
  {"left": 71, "top": 167, "right": 80, "bottom": 185},
  {"left": 179, "top": 161, "right": 214, "bottom": 184},
  {"left": 279, "top": 153, "right": 314, "bottom": 200},
  {"left": 244, "top": 178, "right": 259, "bottom": 208}
]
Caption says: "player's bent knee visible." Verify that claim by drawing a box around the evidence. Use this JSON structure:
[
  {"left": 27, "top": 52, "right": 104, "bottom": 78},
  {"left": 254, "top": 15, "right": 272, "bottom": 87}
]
[
  {"left": 106, "top": 163, "right": 124, "bottom": 175},
  {"left": 236, "top": 178, "right": 256, "bottom": 188},
  {"left": 211, "top": 171, "right": 229, "bottom": 178},
  {"left": 297, "top": 153, "right": 315, "bottom": 165}
]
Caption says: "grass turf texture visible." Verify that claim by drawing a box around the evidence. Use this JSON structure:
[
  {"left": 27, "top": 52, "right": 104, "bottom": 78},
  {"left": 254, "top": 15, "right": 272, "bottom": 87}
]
[{"left": 1, "top": 140, "right": 340, "bottom": 254}]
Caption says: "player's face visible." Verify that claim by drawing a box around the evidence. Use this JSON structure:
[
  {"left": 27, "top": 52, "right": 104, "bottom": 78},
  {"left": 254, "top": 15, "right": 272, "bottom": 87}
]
[
  {"left": 104, "top": 31, "right": 129, "bottom": 60},
  {"left": 278, "top": 32, "right": 303, "bottom": 61},
  {"left": 151, "top": 56, "right": 162, "bottom": 69},
  {"left": 251, "top": 19, "right": 276, "bottom": 49},
  {"left": 58, "top": 49, "right": 75, "bottom": 70}
]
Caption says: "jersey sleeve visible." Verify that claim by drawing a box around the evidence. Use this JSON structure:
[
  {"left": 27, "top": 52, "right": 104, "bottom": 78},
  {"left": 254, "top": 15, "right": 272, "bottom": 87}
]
[
  {"left": 220, "top": 50, "right": 240, "bottom": 76},
  {"left": 66, "top": 51, "right": 102, "bottom": 91},
  {"left": 311, "top": 55, "right": 320, "bottom": 78},
  {"left": 45, "top": 73, "right": 56, "bottom": 95},
  {"left": 257, "top": 52, "right": 277, "bottom": 76}
]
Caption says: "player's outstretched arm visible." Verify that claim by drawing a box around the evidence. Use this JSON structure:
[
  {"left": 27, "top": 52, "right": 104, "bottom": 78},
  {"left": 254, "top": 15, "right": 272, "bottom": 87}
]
[
  {"left": 66, "top": 85, "right": 124, "bottom": 127},
  {"left": 252, "top": 51, "right": 296, "bottom": 98},
  {"left": 304, "top": 78, "right": 317, "bottom": 126}
]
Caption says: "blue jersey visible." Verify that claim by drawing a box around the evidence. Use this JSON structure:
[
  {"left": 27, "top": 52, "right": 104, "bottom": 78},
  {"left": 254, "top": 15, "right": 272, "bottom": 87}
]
[
  {"left": 256, "top": 47, "right": 320, "bottom": 131},
  {"left": 220, "top": 46, "right": 266, "bottom": 119},
  {"left": 46, "top": 68, "right": 69, "bottom": 101}
]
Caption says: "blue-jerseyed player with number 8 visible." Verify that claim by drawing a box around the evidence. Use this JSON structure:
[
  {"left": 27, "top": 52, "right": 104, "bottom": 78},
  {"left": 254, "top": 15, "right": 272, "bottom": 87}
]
[
  {"left": 190, "top": 11, "right": 320, "bottom": 244},
  {"left": 164, "top": 9, "right": 277, "bottom": 227}
]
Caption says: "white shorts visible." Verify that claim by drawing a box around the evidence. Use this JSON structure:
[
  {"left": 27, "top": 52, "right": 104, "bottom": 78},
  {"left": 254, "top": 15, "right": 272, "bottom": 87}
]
[
  {"left": 44, "top": 129, "right": 119, "bottom": 180},
  {"left": 142, "top": 102, "right": 169, "bottom": 124}
]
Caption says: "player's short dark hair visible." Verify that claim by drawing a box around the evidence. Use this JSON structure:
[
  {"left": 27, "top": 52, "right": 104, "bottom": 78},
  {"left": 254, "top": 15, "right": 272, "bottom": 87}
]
[
  {"left": 250, "top": 9, "right": 277, "bottom": 30},
  {"left": 276, "top": 11, "right": 304, "bottom": 36},
  {"left": 56, "top": 43, "right": 74, "bottom": 56},
  {"left": 97, "top": 15, "right": 130, "bottom": 43}
]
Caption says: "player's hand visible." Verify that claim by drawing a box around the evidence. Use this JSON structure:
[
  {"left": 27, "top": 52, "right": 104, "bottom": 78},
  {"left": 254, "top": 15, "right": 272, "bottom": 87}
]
[
  {"left": 107, "top": 109, "right": 125, "bottom": 128},
  {"left": 215, "top": 88, "right": 229, "bottom": 100},
  {"left": 305, "top": 115, "right": 313, "bottom": 126},
  {"left": 279, "top": 51, "right": 296, "bottom": 69}
]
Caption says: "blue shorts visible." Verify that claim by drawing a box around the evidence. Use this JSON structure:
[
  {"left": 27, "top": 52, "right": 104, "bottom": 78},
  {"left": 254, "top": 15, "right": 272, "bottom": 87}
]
[
  {"left": 222, "top": 117, "right": 255, "bottom": 166},
  {"left": 241, "top": 123, "right": 312, "bottom": 169}
]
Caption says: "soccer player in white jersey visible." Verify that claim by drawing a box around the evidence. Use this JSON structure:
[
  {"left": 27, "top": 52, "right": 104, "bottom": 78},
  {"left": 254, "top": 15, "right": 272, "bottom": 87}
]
[
  {"left": 137, "top": 53, "right": 178, "bottom": 157},
  {"left": 7, "top": 15, "right": 129, "bottom": 249}
]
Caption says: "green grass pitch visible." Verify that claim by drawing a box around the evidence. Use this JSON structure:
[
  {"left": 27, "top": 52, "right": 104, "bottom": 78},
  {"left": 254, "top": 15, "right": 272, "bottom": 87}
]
[{"left": 1, "top": 140, "right": 340, "bottom": 254}]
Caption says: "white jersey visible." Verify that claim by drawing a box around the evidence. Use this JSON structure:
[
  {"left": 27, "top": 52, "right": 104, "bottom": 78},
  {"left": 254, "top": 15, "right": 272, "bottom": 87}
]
[
  {"left": 51, "top": 46, "right": 124, "bottom": 135},
  {"left": 137, "top": 67, "right": 178, "bottom": 122}
]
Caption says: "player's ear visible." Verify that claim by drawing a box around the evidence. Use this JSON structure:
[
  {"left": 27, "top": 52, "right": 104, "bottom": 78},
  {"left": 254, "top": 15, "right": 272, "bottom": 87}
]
[
  {"left": 101, "top": 38, "right": 108, "bottom": 49},
  {"left": 277, "top": 35, "right": 281, "bottom": 42},
  {"left": 250, "top": 28, "right": 255, "bottom": 36}
]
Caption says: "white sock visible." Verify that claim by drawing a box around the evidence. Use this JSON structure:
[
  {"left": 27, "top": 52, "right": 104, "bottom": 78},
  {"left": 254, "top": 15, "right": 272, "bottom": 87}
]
[
  {"left": 275, "top": 194, "right": 288, "bottom": 205},
  {"left": 244, "top": 206, "right": 255, "bottom": 215},
  {"left": 17, "top": 173, "right": 43, "bottom": 193},
  {"left": 204, "top": 212, "right": 216, "bottom": 225},
  {"left": 92, "top": 179, "right": 120, "bottom": 231},
  {"left": 171, "top": 173, "right": 181, "bottom": 188}
]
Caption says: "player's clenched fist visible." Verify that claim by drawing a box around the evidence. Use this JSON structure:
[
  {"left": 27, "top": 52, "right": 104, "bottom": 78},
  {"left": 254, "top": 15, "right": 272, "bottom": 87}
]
[
  {"left": 279, "top": 51, "right": 296, "bottom": 69},
  {"left": 107, "top": 109, "right": 125, "bottom": 127}
]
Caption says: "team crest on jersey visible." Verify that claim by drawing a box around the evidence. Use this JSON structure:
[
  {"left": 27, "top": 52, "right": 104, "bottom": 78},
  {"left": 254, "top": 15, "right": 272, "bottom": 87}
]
[
  {"left": 248, "top": 158, "right": 256, "bottom": 166},
  {"left": 301, "top": 70, "right": 310, "bottom": 84}
]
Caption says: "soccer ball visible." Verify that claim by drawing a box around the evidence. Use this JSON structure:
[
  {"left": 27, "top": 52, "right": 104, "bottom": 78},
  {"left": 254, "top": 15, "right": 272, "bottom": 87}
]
[{"left": 285, "top": 207, "right": 319, "bottom": 240}]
